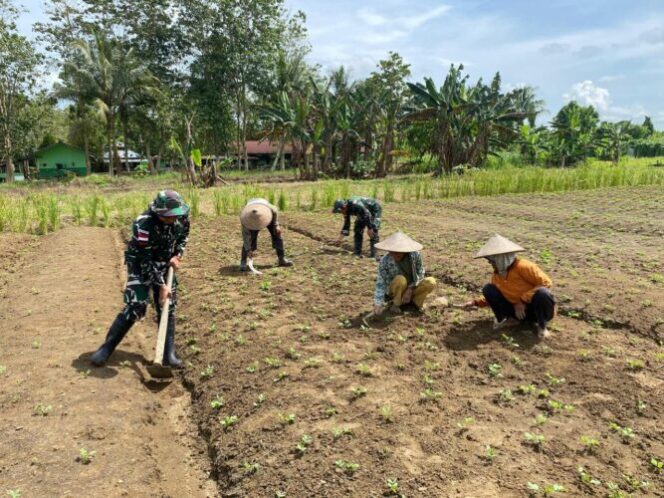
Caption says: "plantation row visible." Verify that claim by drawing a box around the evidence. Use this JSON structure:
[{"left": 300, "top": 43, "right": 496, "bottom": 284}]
[{"left": 1, "top": 161, "right": 663, "bottom": 234}]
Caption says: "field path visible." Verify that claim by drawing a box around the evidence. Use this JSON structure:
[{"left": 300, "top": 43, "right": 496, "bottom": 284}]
[{"left": 0, "top": 227, "right": 217, "bottom": 497}]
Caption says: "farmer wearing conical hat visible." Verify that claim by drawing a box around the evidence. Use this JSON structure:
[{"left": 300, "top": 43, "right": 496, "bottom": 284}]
[
  {"left": 91, "top": 190, "right": 190, "bottom": 367},
  {"left": 332, "top": 196, "right": 382, "bottom": 258},
  {"left": 464, "top": 234, "right": 556, "bottom": 339},
  {"left": 373, "top": 231, "right": 437, "bottom": 315},
  {"left": 240, "top": 198, "right": 293, "bottom": 272}
]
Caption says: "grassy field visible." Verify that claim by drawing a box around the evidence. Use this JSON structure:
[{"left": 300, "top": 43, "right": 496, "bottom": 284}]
[{"left": 1, "top": 158, "right": 663, "bottom": 235}]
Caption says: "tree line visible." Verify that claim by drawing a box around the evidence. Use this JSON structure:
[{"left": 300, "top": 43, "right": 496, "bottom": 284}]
[{"left": 0, "top": 0, "right": 661, "bottom": 184}]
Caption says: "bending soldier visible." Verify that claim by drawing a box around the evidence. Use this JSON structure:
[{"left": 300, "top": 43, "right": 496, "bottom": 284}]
[{"left": 332, "top": 196, "right": 382, "bottom": 258}]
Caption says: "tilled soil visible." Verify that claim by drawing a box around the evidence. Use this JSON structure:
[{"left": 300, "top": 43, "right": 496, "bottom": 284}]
[
  {"left": 178, "top": 188, "right": 664, "bottom": 498},
  {"left": 0, "top": 228, "right": 216, "bottom": 497}
]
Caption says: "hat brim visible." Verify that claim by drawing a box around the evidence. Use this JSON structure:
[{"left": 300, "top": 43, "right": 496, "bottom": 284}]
[
  {"left": 161, "top": 205, "right": 189, "bottom": 217},
  {"left": 374, "top": 241, "right": 423, "bottom": 252}
]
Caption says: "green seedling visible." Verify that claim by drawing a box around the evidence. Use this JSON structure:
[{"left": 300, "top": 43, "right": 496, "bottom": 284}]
[
  {"left": 577, "top": 350, "right": 592, "bottom": 362},
  {"left": 286, "top": 347, "right": 300, "bottom": 360},
  {"left": 498, "top": 389, "right": 514, "bottom": 403},
  {"left": 484, "top": 445, "right": 498, "bottom": 462},
  {"left": 0, "top": 365, "right": 6, "bottom": 375},
  {"left": 264, "top": 357, "right": 282, "bottom": 369},
  {"left": 334, "top": 459, "right": 360, "bottom": 475},
  {"left": 386, "top": 478, "right": 400, "bottom": 496},
  {"left": 609, "top": 422, "right": 634, "bottom": 442},
  {"left": 577, "top": 466, "right": 601, "bottom": 487},
  {"left": 511, "top": 356, "right": 523, "bottom": 367},
  {"left": 545, "top": 373, "right": 565, "bottom": 386},
  {"left": 274, "top": 491, "right": 286, "bottom": 498},
  {"left": 650, "top": 457, "right": 663, "bottom": 473},
  {"left": 210, "top": 396, "right": 225, "bottom": 410},
  {"left": 500, "top": 334, "right": 519, "bottom": 349},
  {"left": 242, "top": 461, "right": 260, "bottom": 474},
  {"left": 457, "top": 417, "right": 475, "bottom": 429},
  {"left": 80, "top": 369, "right": 91, "bottom": 378},
  {"left": 379, "top": 405, "right": 394, "bottom": 423},
  {"left": 324, "top": 406, "right": 337, "bottom": 418},
  {"left": 626, "top": 359, "right": 645, "bottom": 371},
  {"left": 7, "top": 491, "right": 21, "bottom": 498},
  {"left": 534, "top": 414, "right": 548, "bottom": 426},
  {"left": 220, "top": 415, "right": 238, "bottom": 431},
  {"left": 487, "top": 363, "right": 502, "bottom": 378},
  {"left": 580, "top": 435, "right": 600, "bottom": 453},
  {"left": 351, "top": 387, "right": 367, "bottom": 399},
  {"left": 278, "top": 413, "right": 296, "bottom": 426},
  {"left": 200, "top": 365, "right": 214, "bottom": 378},
  {"left": 424, "top": 360, "right": 440, "bottom": 371},
  {"left": 602, "top": 346, "right": 617, "bottom": 357},
  {"left": 622, "top": 474, "right": 649, "bottom": 491},
  {"left": 253, "top": 393, "right": 266, "bottom": 408},
  {"left": 33, "top": 404, "right": 52, "bottom": 416},
  {"left": 419, "top": 388, "right": 443, "bottom": 402},
  {"left": 517, "top": 384, "right": 536, "bottom": 395},
  {"left": 537, "top": 389, "right": 550, "bottom": 399},
  {"left": 331, "top": 352, "right": 344, "bottom": 363},
  {"left": 526, "top": 482, "right": 565, "bottom": 496},
  {"left": 274, "top": 371, "right": 289, "bottom": 382},
  {"left": 547, "top": 399, "right": 574, "bottom": 413},
  {"left": 260, "top": 280, "right": 272, "bottom": 292},
  {"left": 303, "top": 357, "right": 322, "bottom": 369},
  {"left": 245, "top": 362, "right": 258, "bottom": 373},
  {"left": 523, "top": 432, "right": 546, "bottom": 448},
  {"left": 636, "top": 399, "right": 647, "bottom": 415},
  {"left": 77, "top": 448, "right": 96, "bottom": 465},
  {"left": 295, "top": 434, "right": 313, "bottom": 455},
  {"left": 235, "top": 335, "right": 247, "bottom": 346},
  {"left": 332, "top": 427, "right": 353, "bottom": 440}
]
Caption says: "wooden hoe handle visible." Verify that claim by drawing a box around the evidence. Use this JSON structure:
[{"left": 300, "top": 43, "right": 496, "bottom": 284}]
[{"left": 153, "top": 266, "right": 174, "bottom": 366}]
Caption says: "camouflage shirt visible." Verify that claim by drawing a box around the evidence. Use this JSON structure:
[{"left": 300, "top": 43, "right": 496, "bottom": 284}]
[
  {"left": 125, "top": 210, "right": 190, "bottom": 285},
  {"left": 342, "top": 196, "right": 382, "bottom": 232}
]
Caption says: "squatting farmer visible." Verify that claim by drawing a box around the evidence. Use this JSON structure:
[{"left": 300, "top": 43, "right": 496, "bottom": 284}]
[
  {"left": 332, "top": 196, "right": 382, "bottom": 258},
  {"left": 373, "top": 231, "right": 437, "bottom": 315},
  {"left": 90, "top": 190, "right": 190, "bottom": 368},
  {"left": 464, "top": 234, "right": 556, "bottom": 340},
  {"left": 240, "top": 198, "right": 293, "bottom": 271}
]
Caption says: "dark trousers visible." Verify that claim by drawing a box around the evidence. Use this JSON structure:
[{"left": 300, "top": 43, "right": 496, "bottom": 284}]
[
  {"left": 353, "top": 220, "right": 379, "bottom": 255},
  {"left": 241, "top": 221, "right": 285, "bottom": 262},
  {"left": 482, "top": 284, "right": 555, "bottom": 329}
]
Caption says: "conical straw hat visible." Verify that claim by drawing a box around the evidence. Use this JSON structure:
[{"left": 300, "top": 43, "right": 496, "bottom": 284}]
[
  {"left": 374, "top": 231, "right": 423, "bottom": 253},
  {"left": 474, "top": 234, "right": 525, "bottom": 258},
  {"left": 240, "top": 203, "right": 272, "bottom": 231}
]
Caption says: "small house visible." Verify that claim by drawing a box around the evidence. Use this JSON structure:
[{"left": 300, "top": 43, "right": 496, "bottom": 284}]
[{"left": 36, "top": 142, "right": 87, "bottom": 179}]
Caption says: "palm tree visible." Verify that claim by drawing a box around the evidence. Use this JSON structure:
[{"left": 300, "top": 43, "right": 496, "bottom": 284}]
[{"left": 58, "top": 32, "right": 157, "bottom": 175}]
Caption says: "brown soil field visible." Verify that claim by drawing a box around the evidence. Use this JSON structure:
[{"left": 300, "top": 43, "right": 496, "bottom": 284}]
[
  {"left": 178, "top": 186, "right": 664, "bottom": 497},
  {"left": 1, "top": 186, "right": 662, "bottom": 498}
]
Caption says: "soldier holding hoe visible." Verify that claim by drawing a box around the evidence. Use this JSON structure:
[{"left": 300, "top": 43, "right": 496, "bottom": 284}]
[
  {"left": 332, "top": 196, "right": 382, "bottom": 258},
  {"left": 90, "top": 190, "right": 190, "bottom": 368}
]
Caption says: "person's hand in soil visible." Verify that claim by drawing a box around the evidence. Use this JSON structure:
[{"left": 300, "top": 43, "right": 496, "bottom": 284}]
[
  {"left": 247, "top": 250, "right": 255, "bottom": 259},
  {"left": 159, "top": 285, "right": 172, "bottom": 305},
  {"left": 514, "top": 301, "right": 526, "bottom": 320},
  {"left": 275, "top": 226, "right": 283, "bottom": 236},
  {"left": 170, "top": 255, "right": 182, "bottom": 270},
  {"left": 373, "top": 304, "right": 385, "bottom": 315},
  {"left": 367, "top": 228, "right": 375, "bottom": 238},
  {"left": 462, "top": 300, "right": 477, "bottom": 309},
  {"left": 402, "top": 287, "right": 413, "bottom": 304}
]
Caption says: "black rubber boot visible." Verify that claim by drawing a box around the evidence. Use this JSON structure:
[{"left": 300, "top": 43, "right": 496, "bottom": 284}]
[
  {"left": 353, "top": 231, "right": 364, "bottom": 257},
  {"left": 240, "top": 247, "right": 248, "bottom": 272},
  {"left": 276, "top": 250, "right": 293, "bottom": 267},
  {"left": 90, "top": 313, "right": 134, "bottom": 366},
  {"left": 163, "top": 314, "right": 183, "bottom": 369}
]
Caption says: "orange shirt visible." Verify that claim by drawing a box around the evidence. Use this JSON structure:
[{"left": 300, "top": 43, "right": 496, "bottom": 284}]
[{"left": 477, "top": 258, "right": 552, "bottom": 305}]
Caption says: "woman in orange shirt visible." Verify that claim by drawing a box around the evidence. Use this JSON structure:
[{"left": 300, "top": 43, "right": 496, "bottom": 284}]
[{"left": 465, "top": 235, "right": 556, "bottom": 340}]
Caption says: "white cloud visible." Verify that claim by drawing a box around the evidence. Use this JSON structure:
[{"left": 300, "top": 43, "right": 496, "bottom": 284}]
[
  {"left": 598, "top": 74, "right": 625, "bottom": 83},
  {"left": 357, "top": 8, "right": 388, "bottom": 27},
  {"left": 563, "top": 80, "right": 647, "bottom": 122},
  {"left": 401, "top": 5, "right": 452, "bottom": 29},
  {"left": 564, "top": 80, "right": 611, "bottom": 111},
  {"left": 356, "top": 5, "right": 451, "bottom": 34}
]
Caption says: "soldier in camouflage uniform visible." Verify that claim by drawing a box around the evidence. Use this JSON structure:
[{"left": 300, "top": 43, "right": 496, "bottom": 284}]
[
  {"left": 90, "top": 190, "right": 190, "bottom": 368},
  {"left": 332, "top": 197, "right": 382, "bottom": 258}
]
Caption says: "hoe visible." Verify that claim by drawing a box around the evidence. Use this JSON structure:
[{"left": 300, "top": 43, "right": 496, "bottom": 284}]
[{"left": 146, "top": 267, "right": 175, "bottom": 379}]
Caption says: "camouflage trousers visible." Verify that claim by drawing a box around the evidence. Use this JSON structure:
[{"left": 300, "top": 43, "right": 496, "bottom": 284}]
[{"left": 122, "top": 262, "right": 178, "bottom": 321}]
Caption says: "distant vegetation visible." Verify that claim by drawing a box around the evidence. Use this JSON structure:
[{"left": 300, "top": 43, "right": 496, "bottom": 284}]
[{"left": 0, "top": 0, "right": 662, "bottom": 184}]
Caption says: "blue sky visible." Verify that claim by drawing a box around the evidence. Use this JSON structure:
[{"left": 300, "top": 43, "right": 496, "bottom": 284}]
[{"left": 16, "top": 0, "right": 664, "bottom": 127}]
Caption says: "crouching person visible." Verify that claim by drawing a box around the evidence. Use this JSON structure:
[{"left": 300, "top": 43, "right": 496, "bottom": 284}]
[
  {"left": 239, "top": 198, "right": 292, "bottom": 271},
  {"left": 90, "top": 190, "right": 190, "bottom": 367},
  {"left": 373, "top": 232, "right": 437, "bottom": 314},
  {"left": 465, "top": 234, "right": 556, "bottom": 340}
]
